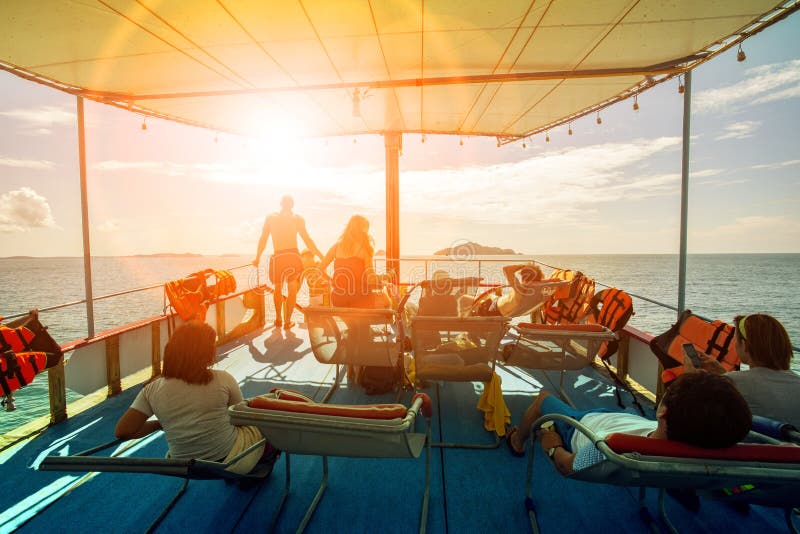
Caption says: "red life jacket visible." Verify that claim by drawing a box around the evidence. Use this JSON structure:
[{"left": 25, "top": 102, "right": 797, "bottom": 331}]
[
  {"left": 1, "top": 351, "right": 47, "bottom": 396},
  {"left": 541, "top": 270, "right": 596, "bottom": 324},
  {"left": 586, "top": 288, "right": 634, "bottom": 360},
  {"left": 0, "top": 324, "right": 35, "bottom": 353},
  {"left": 650, "top": 310, "right": 740, "bottom": 385},
  {"left": 165, "top": 269, "right": 237, "bottom": 321}
]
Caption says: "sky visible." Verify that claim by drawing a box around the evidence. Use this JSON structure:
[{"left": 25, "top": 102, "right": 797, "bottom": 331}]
[{"left": 1, "top": 15, "right": 799, "bottom": 257}]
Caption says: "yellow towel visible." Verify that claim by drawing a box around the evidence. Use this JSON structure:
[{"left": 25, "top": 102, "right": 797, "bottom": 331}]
[{"left": 477, "top": 372, "right": 510, "bottom": 437}]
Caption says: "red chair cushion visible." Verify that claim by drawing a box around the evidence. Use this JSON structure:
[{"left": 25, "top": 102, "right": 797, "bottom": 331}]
[
  {"left": 248, "top": 396, "right": 408, "bottom": 420},
  {"left": 269, "top": 388, "right": 314, "bottom": 403},
  {"left": 606, "top": 433, "right": 800, "bottom": 463}
]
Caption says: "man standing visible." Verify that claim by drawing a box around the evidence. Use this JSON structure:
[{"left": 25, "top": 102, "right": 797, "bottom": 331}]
[{"left": 253, "top": 196, "right": 323, "bottom": 330}]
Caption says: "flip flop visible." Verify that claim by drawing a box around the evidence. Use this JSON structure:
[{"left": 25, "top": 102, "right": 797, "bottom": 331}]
[{"left": 506, "top": 426, "right": 526, "bottom": 457}]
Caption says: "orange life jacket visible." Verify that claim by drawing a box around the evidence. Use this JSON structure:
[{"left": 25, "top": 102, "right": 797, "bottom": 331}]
[
  {"left": 541, "top": 270, "right": 596, "bottom": 324},
  {"left": 165, "top": 272, "right": 211, "bottom": 321},
  {"left": 208, "top": 269, "right": 236, "bottom": 298},
  {"left": 0, "top": 324, "right": 35, "bottom": 353},
  {"left": 586, "top": 287, "right": 634, "bottom": 360},
  {"left": 1, "top": 350, "right": 47, "bottom": 396},
  {"left": 650, "top": 310, "right": 740, "bottom": 385}
]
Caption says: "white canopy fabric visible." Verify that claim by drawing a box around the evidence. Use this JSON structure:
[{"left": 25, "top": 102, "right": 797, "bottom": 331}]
[{"left": 1, "top": 0, "right": 797, "bottom": 141}]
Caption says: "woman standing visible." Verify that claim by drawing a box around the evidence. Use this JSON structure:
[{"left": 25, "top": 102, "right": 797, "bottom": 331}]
[
  {"left": 115, "top": 321, "right": 267, "bottom": 474},
  {"left": 322, "top": 214, "right": 377, "bottom": 308}
]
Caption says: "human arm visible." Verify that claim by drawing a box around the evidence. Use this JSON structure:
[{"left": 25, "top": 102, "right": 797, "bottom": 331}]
[
  {"left": 503, "top": 264, "right": 524, "bottom": 285},
  {"left": 252, "top": 216, "right": 271, "bottom": 266},
  {"left": 540, "top": 426, "right": 575, "bottom": 475},
  {"left": 320, "top": 244, "right": 337, "bottom": 271},
  {"left": 223, "top": 371, "right": 244, "bottom": 407},
  {"left": 115, "top": 408, "right": 162, "bottom": 439},
  {"left": 682, "top": 349, "right": 727, "bottom": 375},
  {"left": 297, "top": 216, "right": 323, "bottom": 259}
]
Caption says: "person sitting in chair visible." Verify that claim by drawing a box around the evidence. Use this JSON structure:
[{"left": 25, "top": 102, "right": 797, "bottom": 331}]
[
  {"left": 466, "top": 263, "right": 545, "bottom": 317},
  {"left": 506, "top": 372, "right": 752, "bottom": 474}
]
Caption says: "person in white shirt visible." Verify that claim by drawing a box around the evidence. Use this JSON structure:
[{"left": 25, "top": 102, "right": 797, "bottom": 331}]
[
  {"left": 506, "top": 372, "right": 751, "bottom": 474},
  {"left": 115, "top": 321, "right": 268, "bottom": 474}
]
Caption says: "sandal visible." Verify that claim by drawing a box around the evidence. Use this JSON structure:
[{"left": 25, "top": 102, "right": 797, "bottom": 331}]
[{"left": 506, "top": 426, "right": 526, "bottom": 457}]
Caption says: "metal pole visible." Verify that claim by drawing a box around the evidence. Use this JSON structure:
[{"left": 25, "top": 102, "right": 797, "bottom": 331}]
[
  {"left": 677, "top": 71, "right": 692, "bottom": 315},
  {"left": 77, "top": 96, "right": 95, "bottom": 337},
  {"left": 385, "top": 132, "right": 402, "bottom": 283}
]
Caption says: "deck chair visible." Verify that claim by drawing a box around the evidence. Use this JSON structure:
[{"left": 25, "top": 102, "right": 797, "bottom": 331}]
[
  {"left": 229, "top": 389, "right": 433, "bottom": 533},
  {"left": 524, "top": 414, "right": 800, "bottom": 534},
  {"left": 410, "top": 314, "right": 509, "bottom": 448},
  {"left": 39, "top": 435, "right": 270, "bottom": 533},
  {"left": 502, "top": 288, "right": 633, "bottom": 407},
  {"left": 303, "top": 306, "right": 401, "bottom": 401}
]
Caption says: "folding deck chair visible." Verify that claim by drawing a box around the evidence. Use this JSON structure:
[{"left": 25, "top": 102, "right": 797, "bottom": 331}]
[
  {"left": 39, "top": 435, "right": 270, "bottom": 533},
  {"left": 303, "top": 306, "right": 401, "bottom": 401},
  {"left": 501, "top": 288, "right": 634, "bottom": 408},
  {"left": 229, "top": 389, "right": 433, "bottom": 533},
  {"left": 523, "top": 413, "right": 800, "bottom": 534},
  {"left": 404, "top": 277, "right": 509, "bottom": 449}
]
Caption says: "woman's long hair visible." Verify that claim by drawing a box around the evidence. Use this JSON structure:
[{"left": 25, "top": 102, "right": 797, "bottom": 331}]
[
  {"left": 337, "top": 214, "right": 374, "bottom": 259},
  {"left": 162, "top": 320, "right": 216, "bottom": 384},
  {"left": 734, "top": 313, "right": 793, "bottom": 370}
]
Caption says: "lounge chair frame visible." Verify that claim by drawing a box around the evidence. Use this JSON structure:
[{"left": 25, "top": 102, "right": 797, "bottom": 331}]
[
  {"left": 523, "top": 414, "right": 800, "bottom": 534},
  {"left": 229, "top": 394, "right": 432, "bottom": 533},
  {"left": 504, "top": 324, "right": 617, "bottom": 406},
  {"left": 410, "top": 315, "right": 509, "bottom": 449},
  {"left": 39, "top": 436, "right": 269, "bottom": 533},
  {"left": 303, "top": 306, "right": 401, "bottom": 402}
]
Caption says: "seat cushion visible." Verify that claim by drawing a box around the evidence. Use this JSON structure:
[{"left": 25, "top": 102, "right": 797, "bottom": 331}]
[
  {"left": 248, "top": 396, "right": 408, "bottom": 420},
  {"left": 606, "top": 433, "right": 800, "bottom": 462}
]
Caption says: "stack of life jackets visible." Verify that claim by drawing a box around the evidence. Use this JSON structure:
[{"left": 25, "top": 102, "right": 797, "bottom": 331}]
[
  {"left": 540, "top": 270, "right": 596, "bottom": 325},
  {"left": 0, "top": 316, "right": 62, "bottom": 399},
  {"left": 164, "top": 269, "right": 237, "bottom": 321}
]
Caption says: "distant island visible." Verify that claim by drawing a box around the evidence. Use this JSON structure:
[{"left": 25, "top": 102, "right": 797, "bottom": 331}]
[
  {"left": 434, "top": 241, "right": 522, "bottom": 256},
  {"left": 129, "top": 253, "right": 203, "bottom": 258}
]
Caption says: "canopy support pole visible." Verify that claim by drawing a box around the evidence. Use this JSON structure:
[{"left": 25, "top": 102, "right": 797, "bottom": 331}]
[
  {"left": 677, "top": 71, "right": 692, "bottom": 315},
  {"left": 77, "top": 96, "right": 95, "bottom": 338},
  {"left": 385, "top": 132, "right": 402, "bottom": 282}
]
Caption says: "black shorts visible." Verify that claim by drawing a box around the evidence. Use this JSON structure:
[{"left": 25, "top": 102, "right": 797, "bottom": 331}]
[{"left": 269, "top": 249, "right": 303, "bottom": 285}]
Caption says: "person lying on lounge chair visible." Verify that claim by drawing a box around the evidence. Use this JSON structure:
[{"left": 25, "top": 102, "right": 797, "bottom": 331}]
[
  {"left": 506, "top": 372, "right": 752, "bottom": 474},
  {"left": 465, "top": 263, "right": 546, "bottom": 318}
]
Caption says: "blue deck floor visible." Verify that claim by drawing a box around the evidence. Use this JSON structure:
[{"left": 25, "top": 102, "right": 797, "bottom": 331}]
[{"left": 0, "top": 322, "right": 792, "bottom": 533}]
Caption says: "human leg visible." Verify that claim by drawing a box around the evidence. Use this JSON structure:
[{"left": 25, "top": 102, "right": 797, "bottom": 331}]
[
  {"left": 284, "top": 279, "right": 299, "bottom": 328},
  {"left": 509, "top": 390, "right": 552, "bottom": 453},
  {"left": 272, "top": 284, "right": 284, "bottom": 327}
]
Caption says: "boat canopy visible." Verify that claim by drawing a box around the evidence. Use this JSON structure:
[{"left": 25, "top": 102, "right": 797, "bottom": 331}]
[{"left": 1, "top": 0, "right": 797, "bottom": 142}]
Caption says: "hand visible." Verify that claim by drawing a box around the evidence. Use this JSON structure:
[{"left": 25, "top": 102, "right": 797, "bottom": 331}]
[
  {"left": 539, "top": 426, "right": 564, "bottom": 451},
  {"left": 697, "top": 351, "right": 727, "bottom": 375},
  {"left": 251, "top": 258, "right": 259, "bottom": 267}
]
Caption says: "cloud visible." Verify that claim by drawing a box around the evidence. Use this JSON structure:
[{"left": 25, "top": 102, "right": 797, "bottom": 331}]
[
  {"left": 0, "top": 156, "right": 55, "bottom": 170},
  {"left": 695, "top": 60, "right": 800, "bottom": 113},
  {"left": 692, "top": 215, "right": 800, "bottom": 252},
  {"left": 0, "top": 105, "right": 76, "bottom": 135},
  {"left": 751, "top": 159, "right": 800, "bottom": 170},
  {"left": 96, "top": 220, "right": 119, "bottom": 233},
  {"left": 715, "top": 120, "right": 761, "bottom": 141},
  {"left": 0, "top": 187, "right": 56, "bottom": 232}
]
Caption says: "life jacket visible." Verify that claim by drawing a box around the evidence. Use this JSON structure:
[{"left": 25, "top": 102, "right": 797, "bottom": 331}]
[
  {"left": 650, "top": 309, "right": 740, "bottom": 385},
  {"left": 586, "top": 288, "right": 634, "bottom": 360},
  {"left": 0, "top": 350, "right": 47, "bottom": 396},
  {"left": 541, "top": 270, "right": 596, "bottom": 324},
  {"left": 0, "top": 324, "right": 35, "bottom": 353},
  {"left": 165, "top": 272, "right": 210, "bottom": 321},
  {"left": 208, "top": 269, "right": 236, "bottom": 299}
]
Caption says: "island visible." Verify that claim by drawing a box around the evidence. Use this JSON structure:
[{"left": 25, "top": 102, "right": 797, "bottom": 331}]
[{"left": 434, "top": 242, "right": 522, "bottom": 256}]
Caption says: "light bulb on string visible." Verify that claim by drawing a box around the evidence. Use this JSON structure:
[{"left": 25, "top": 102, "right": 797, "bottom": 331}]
[
  {"left": 459, "top": 136, "right": 464, "bottom": 146},
  {"left": 737, "top": 43, "right": 746, "bottom": 62},
  {"left": 421, "top": 134, "right": 426, "bottom": 144},
  {"left": 678, "top": 75, "right": 685, "bottom": 94},
  {"left": 596, "top": 112, "right": 602, "bottom": 125},
  {"left": 141, "top": 117, "right": 147, "bottom": 131},
  {"left": 545, "top": 131, "right": 550, "bottom": 143},
  {"left": 568, "top": 123, "right": 573, "bottom": 136},
  {"left": 633, "top": 95, "right": 639, "bottom": 111}
]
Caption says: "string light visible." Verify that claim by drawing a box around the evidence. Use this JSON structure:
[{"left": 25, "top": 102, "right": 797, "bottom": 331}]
[
  {"left": 421, "top": 133, "right": 426, "bottom": 143},
  {"left": 545, "top": 131, "right": 550, "bottom": 143},
  {"left": 596, "top": 112, "right": 602, "bottom": 125},
  {"left": 568, "top": 123, "right": 573, "bottom": 136},
  {"left": 522, "top": 139, "right": 527, "bottom": 150},
  {"left": 633, "top": 95, "right": 639, "bottom": 111},
  {"left": 141, "top": 117, "right": 147, "bottom": 131},
  {"left": 737, "top": 43, "right": 746, "bottom": 62},
  {"left": 678, "top": 75, "right": 685, "bottom": 94},
  {"left": 496, "top": 139, "right": 501, "bottom": 148},
  {"left": 459, "top": 136, "right": 464, "bottom": 146}
]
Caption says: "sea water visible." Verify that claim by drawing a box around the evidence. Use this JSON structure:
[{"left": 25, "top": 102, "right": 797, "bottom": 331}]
[{"left": 1, "top": 254, "right": 798, "bottom": 434}]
